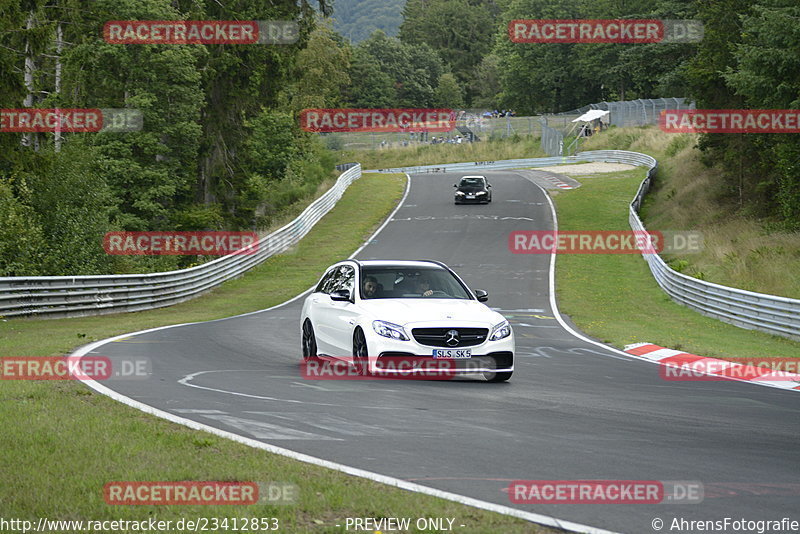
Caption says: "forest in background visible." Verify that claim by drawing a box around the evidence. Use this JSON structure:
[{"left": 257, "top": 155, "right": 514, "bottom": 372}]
[
  {"left": 331, "top": 0, "right": 405, "bottom": 43},
  {"left": 0, "top": 0, "right": 337, "bottom": 276},
  {"left": 0, "top": 0, "right": 797, "bottom": 277}
]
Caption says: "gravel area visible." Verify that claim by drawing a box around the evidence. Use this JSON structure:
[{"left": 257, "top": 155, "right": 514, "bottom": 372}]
[{"left": 532, "top": 162, "right": 637, "bottom": 174}]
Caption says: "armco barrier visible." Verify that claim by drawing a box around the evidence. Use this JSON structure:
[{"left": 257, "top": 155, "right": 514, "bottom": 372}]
[
  {"left": 373, "top": 151, "right": 800, "bottom": 341},
  {"left": 0, "top": 165, "right": 362, "bottom": 319}
]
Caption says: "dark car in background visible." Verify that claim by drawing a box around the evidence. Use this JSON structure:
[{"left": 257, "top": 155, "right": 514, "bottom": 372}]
[{"left": 454, "top": 175, "right": 492, "bottom": 204}]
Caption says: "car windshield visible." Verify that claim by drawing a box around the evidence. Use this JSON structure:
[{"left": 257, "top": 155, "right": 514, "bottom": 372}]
[
  {"left": 360, "top": 266, "right": 472, "bottom": 300},
  {"left": 460, "top": 178, "right": 484, "bottom": 187}
]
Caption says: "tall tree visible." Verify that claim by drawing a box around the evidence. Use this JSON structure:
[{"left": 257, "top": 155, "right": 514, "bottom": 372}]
[
  {"left": 291, "top": 24, "right": 351, "bottom": 111},
  {"left": 400, "top": 0, "right": 499, "bottom": 103},
  {"left": 722, "top": 0, "right": 800, "bottom": 225}
]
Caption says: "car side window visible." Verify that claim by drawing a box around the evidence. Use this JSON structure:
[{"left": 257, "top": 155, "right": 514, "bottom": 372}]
[
  {"left": 316, "top": 267, "right": 340, "bottom": 294},
  {"left": 335, "top": 265, "right": 355, "bottom": 294}
]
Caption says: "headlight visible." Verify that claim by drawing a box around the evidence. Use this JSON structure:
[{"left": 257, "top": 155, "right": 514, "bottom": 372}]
[
  {"left": 476, "top": 191, "right": 486, "bottom": 195},
  {"left": 455, "top": 191, "right": 465, "bottom": 196},
  {"left": 489, "top": 320, "right": 511, "bottom": 341},
  {"left": 372, "top": 320, "right": 409, "bottom": 341}
]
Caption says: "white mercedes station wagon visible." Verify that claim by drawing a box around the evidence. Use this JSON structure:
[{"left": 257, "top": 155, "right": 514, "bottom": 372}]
[{"left": 300, "top": 259, "right": 514, "bottom": 382}]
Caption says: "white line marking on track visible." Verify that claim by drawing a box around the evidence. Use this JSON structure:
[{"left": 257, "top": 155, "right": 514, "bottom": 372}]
[{"left": 199, "top": 414, "right": 342, "bottom": 441}]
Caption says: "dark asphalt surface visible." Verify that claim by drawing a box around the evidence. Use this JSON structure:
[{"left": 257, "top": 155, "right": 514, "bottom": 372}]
[{"left": 90, "top": 170, "right": 800, "bottom": 534}]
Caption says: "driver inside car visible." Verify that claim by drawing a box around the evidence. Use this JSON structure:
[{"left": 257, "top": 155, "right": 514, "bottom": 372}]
[
  {"left": 414, "top": 276, "right": 435, "bottom": 297},
  {"left": 362, "top": 276, "right": 382, "bottom": 298}
]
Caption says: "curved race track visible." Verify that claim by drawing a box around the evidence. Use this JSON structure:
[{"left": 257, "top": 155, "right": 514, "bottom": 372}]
[{"left": 82, "top": 170, "right": 800, "bottom": 533}]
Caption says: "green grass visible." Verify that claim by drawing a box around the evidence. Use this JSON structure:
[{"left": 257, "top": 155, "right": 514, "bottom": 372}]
[
  {"left": 553, "top": 168, "right": 800, "bottom": 360},
  {"left": 0, "top": 173, "right": 556, "bottom": 534}
]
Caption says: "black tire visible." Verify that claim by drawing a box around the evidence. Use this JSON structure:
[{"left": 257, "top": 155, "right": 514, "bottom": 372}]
[
  {"left": 484, "top": 370, "right": 512, "bottom": 382},
  {"left": 352, "top": 328, "right": 370, "bottom": 376},
  {"left": 301, "top": 320, "right": 317, "bottom": 361}
]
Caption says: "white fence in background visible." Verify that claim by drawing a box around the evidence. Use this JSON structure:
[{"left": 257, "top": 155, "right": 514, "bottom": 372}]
[{"left": 0, "top": 165, "right": 362, "bottom": 319}]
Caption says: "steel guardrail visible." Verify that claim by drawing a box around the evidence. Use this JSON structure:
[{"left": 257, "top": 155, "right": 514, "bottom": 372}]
[{"left": 0, "top": 165, "right": 362, "bottom": 319}]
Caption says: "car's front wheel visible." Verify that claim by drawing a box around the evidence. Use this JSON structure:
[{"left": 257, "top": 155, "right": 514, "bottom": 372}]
[
  {"left": 301, "top": 320, "right": 317, "bottom": 361},
  {"left": 353, "top": 328, "right": 370, "bottom": 376}
]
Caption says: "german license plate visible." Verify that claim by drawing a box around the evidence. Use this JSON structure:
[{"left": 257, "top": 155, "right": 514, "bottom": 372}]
[
  {"left": 433, "top": 349, "right": 471, "bottom": 359},
  {"left": 466, "top": 194, "right": 475, "bottom": 199}
]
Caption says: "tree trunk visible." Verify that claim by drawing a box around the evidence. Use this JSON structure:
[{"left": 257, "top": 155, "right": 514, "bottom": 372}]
[
  {"left": 54, "top": 23, "right": 63, "bottom": 152},
  {"left": 22, "top": 9, "right": 37, "bottom": 150}
]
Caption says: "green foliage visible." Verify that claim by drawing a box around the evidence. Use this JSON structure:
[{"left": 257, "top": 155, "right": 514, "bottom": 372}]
[
  {"left": 400, "top": 0, "right": 499, "bottom": 103},
  {"left": 243, "top": 111, "right": 301, "bottom": 181},
  {"left": 0, "top": 0, "right": 338, "bottom": 275},
  {"left": 688, "top": 0, "right": 800, "bottom": 226},
  {"left": 348, "top": 31, "right": 446, "bottom": 108},
  {"left": 347, "top": 47, "right": 396, "bottom": 108},
  {"left": 665, "top": 134, "right": 692, "bottom": 157},
  {"left": 434, "top": 73, "right": 465, "bottom": 109},
  {"left": 18, "top": 142, "right": 116, "bottom": 275},
  {"left": 291, "top": 23, "right": 351, "bottom": 110},
  {"left": 0, "top": 178, "right": 45, "bottom": 276},
  {"left": 470, "top": 54, "right": 503, "bottom": 108},
  {"left": 332, "top": 0, "right": 405, "bottom": 43},
  {"left": 494, "top": 0, "right": 699, "bottom": 113}
]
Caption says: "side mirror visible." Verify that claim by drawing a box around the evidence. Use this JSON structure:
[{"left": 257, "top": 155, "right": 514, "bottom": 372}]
[
  {"left": 474, "top": 289, "right": 489, "bottom": 302},
  {"left": 330, "top": 289, "right": 352, "bottom": 302},
  {"left": 487, "top": 184, "right": 492, "bottom": 188},
  {"left": 453, "top": 184, "right": 458, "bottom": 187}
]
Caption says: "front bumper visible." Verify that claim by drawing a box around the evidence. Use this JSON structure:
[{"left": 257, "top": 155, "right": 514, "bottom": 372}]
[
  {"left": 363, "top": 326, "right": 514, "bottom": 375},
  {"left": 455, "top": 195, "right": 488, "bottom": 203},
  {"left": 375, "top": 351, "right": 513, "bottom": 374}
]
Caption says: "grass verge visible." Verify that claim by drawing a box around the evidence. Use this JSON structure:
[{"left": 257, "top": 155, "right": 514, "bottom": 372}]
[
  {"left": 0, "top": 173, "right": 555, "bottom": 533},
  {"left": 553, "top": 167, "right": 800, "bottom": 360}
]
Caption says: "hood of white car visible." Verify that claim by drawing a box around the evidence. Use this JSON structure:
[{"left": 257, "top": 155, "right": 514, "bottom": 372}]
[{"left": 359, "top": 298, "right": 504, "bottom": 327}]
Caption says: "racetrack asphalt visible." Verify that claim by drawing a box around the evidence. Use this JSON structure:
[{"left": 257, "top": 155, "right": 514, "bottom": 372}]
[{"left": 88, "top": 170, "right": 800, "bottom": 534}]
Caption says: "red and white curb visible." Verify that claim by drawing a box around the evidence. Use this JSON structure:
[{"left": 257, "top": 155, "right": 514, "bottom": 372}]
[
  {"left": 545, "top": 176, "right": 575, "bottom": 189},
  {"left": 625, "top": 343, "right": 800, "bottom": 391}
]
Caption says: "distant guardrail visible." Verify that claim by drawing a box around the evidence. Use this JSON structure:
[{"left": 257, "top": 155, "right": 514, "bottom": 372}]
[
  {"left": 373, "top": 151, "right": 800, "bottom": 341},
  {"left": 0, "top": 165, "right": 362, "bottom": 319}
]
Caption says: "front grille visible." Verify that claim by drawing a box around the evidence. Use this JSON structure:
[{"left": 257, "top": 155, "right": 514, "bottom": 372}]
[{"left": 411, "top": 327, "right": 488, "bottom": 348}]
